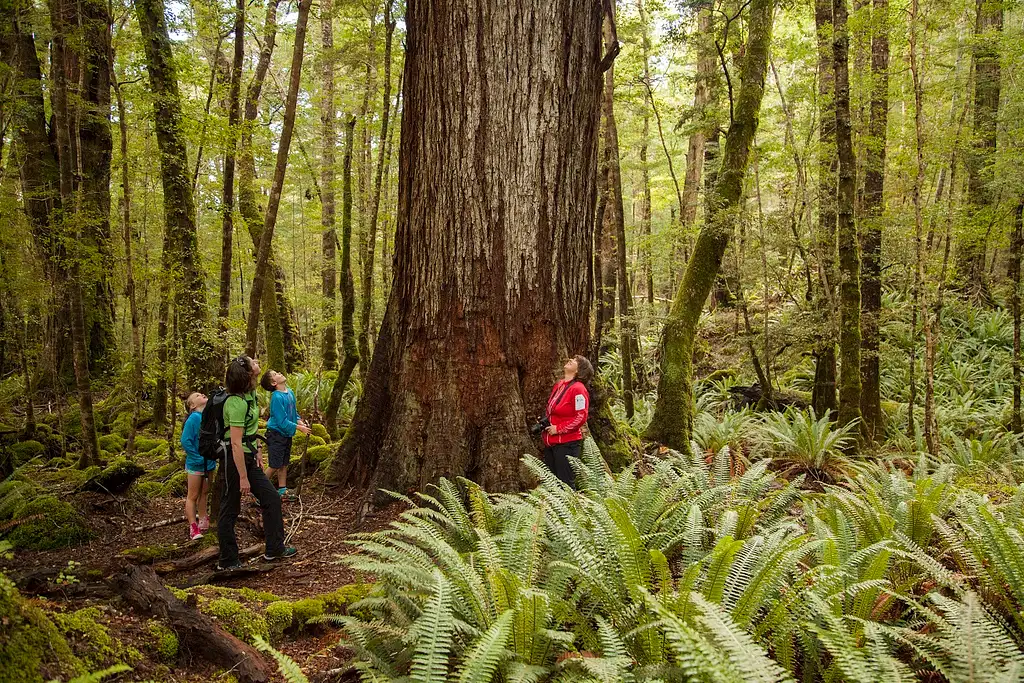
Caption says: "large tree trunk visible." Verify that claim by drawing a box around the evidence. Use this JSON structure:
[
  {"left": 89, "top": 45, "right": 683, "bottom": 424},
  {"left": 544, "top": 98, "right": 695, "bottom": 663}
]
[
  {"left": 135, "top": 0, "right": 219, "bottom": 389},
  {"left": 645, "top": 0, "right": 776, "bottom": 450},
  {"left": 833, "top": 0, "right": 861, "bottom": 429},
  {"left": 958, "top": 0, "right": 1002, "bottom": 301},
  {"left": 217, "top": 0, "right": 244, "bottom": 346},
  {"left": 245, "top": 0, "right": 312, "bottom": 359},
  {"left": 812, "top": 0, "right": 838, "bottom": 418},
  {"left": 320, "top": 0, "right": 338, "bottom": 371},
  {"left": 859, "top": 0, "right": 888, "bottom": 441},
  {"left": 1013, "top": 201, "right": 1023, "bottom": 433},
  {"left": 329, "top": 0, "right": 604, "bottom": 494},
  {"left": 324, "top": 117, "right": 360, "bottom": 439},
  {"left": 358, "top": 1, "right": 397, "bottom": 371}
]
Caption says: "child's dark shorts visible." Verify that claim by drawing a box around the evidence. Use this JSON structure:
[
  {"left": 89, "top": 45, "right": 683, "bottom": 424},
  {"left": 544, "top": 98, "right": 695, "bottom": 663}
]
[{"left": 265, "top": 429, "right": 293, "bottom": 469}]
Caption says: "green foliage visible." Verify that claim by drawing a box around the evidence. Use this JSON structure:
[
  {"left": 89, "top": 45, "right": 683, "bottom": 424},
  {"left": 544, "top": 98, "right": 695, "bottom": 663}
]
[
  {"left": 265, "top": 601, "right": 294, "bottom": 641},
  {"left": 753, "top": 409, "right": 855, "bottom": 483},
  {"left": 0, "top": 572, "right": 84, "bottom": 682},
  {"left": 0, "top": 479, "right": 36, "bottom": 520},
  {"left": 11, "top": 440, "right": 46, "bottom": 465},
  {"left": 96, "top": 434, "right": 126, "bottom": 454},
  {"left": 253, "top": 636, "right": 310, "bottom": 683},
  {"left": 55, "top": 664, "right": 132, "bottom": 683},
  {"left": 309, "top": 423, "right": 330, "bottom": 442},
  {"left": 6, "top": 495, "right": 92, "bottom": 550},
  {"left": 54, "top": 607, "right": 142, "bottom": 670},
  {"left": 203, "top": 598, "right": 270, "bottom": 644}
]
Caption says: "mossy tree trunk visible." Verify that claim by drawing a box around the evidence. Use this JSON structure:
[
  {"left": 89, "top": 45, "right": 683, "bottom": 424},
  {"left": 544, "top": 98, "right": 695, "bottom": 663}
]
[
  {"left": 329, "top": 0, "right": 605, "bottom": 494},
  {"left": 645, "top": 0, "right": 776, "bottom": 450},
  {"left": 217, "top": 0, "right": 244, "bottom": 349},
  {"left": 1013, "top": 201, "right": 1022, "bottom": 433},
  {"left": 324, "top": 117, "right": 360, "bottom": 439},
  {"left": 812, "top": 0, "right": 838, "bottom": 418},
  {"left": 859, "top": 0, "right": 888, "bottom": 441},
  {"left": 244, "top": 0, "right": 312, "bottom": 362},
  {"left": 135, "top": 0, "right": 219, "bottom": 389},
  {"left": 320, "top": 0, "right": 338, "bottom": 372},
  {"left": 833, "top": 0, "right": 862, "bottom": 429},
  {"left": 958, "top": 0, "right": 1002, "bottom": 301}
]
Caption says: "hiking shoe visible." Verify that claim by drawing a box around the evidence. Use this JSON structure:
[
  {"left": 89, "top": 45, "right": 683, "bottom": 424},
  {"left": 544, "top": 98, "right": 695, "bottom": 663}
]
[
  {"left": 215, "top": 560, "right": 244, "bottom": 571},
  {"left": 264, "top": 546, "right": 298, "bottom": 561},
  {"left": 198, "top": 516, "right": 210, "bottom": 531},
  {"left": 281, "top": 490, "right": 298, "bottom": 502},
  {"left": 189, "top": 522, "right": 204, "bottom": 541}
]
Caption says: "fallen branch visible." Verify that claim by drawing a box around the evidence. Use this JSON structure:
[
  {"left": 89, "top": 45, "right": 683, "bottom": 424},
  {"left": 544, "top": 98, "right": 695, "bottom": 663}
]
[
  {"left": 132, "top": 516, "right": 185, "bottom": 532},
  {"left": 110, "top": 563, "right": 275, "bottom": 683},
  {"left": 154, "top": 542, "right": 262, "bottom": 575}
]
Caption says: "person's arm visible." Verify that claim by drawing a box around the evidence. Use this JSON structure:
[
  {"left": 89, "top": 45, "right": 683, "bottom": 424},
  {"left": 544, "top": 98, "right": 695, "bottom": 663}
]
[
  {"left": 180, "top": 415, "right": 194, "bottom": 454},
  {"left": 230, "top": 425, "right": 249, "bottom": 494},
  {"left": 273, "top": 392, "right": 300, "bottom": 437},
  {"left": 556, "top": 390, "right": 589, "bottom": 435}
]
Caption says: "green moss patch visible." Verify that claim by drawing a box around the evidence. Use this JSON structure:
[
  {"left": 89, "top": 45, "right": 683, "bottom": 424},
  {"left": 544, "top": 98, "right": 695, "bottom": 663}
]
[
  {"left": 82, "top": 457, "right": 146, "bottom": 494},
  {"left": 145, "top": 461, "right": 180, "bottom": 482},
  {"left": 307, "top": 444, "right": 334, "bottom": 469},
  {"left": 203, "top": 598, "right": 269, "bottom": 644},
  {"left": 11, "top": 440, "right": 45, "bottom": 465},
  {"left": 98, "top": 433, "right": 127, "bottom": 454},
  {"left": 264, "top": 601, "right": 294, "bottom": 641},
  {"left": 145, "top": 620, "right": 179, "bottom": 661},
  {"left": 0, "top": 573, "right": 83, "bottom": 683},
  {"left": 310, "top": 423, "right": 329, "bottom": 442},
  {"left": 134, "top": 481, "right": 164, "bottom": 499},
  {"left": 120, "top": 543, "right": 182, "bottom": 564},
  {"left": 54, "top": 606, "right": 142, "bottom": 670},
  {"left": 161, "top": 470, "right": 189, "bottom": 497},
  {"left": 133, "top": 436, "right": 165, "bottom": 453},
  {"left": 0, "top": 479, "right": 36, "bottom": 521},
  {"left": 7, "top": 495, "right": 92, "bottom": 550}
]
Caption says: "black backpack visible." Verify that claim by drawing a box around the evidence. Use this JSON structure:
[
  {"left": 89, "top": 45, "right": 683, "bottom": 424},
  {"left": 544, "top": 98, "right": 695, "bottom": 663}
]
[{"left": 198, "top": 389, "right": 253, "bottom": 462}]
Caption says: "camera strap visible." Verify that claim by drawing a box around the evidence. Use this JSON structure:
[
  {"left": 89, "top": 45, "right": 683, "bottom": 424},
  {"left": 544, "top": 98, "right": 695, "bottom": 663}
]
[{"left": 547, "top": 380, "right": 579, "bottom": 415}]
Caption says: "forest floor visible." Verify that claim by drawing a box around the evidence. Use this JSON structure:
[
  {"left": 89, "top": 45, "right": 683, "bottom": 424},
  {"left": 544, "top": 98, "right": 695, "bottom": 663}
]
[{"left": 2, "top": 471, "right": 405, "bottom": 682}]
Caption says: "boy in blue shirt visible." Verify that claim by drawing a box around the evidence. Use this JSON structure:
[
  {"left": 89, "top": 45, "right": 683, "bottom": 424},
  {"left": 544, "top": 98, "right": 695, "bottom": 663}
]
[
  {"left": 181, "top": 392, "right": 216, "bottom": 540},
  {"left": 260, "top": 370, "right": 310, "bottom": 498}
]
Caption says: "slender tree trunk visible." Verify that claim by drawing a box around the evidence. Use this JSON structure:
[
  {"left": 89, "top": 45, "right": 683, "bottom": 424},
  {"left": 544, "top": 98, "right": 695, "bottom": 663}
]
[
  {"left": 320, "top": 0, "right": 338, "bottom": 371},
  {"left": 359, "top": 0, "right": 397, "bottom": 370},
  {"left": 1013, "top": 201, "right": 1023, "bottom": 433},
  {"left": 646, "top": 0, "right": 776, "bottom": 449},
  {"left": 959, "top": 0, "right": 1002, "bottom": 301},
  {"left": 218, "top": 0, "right": 244, "bottom": 345},
  {"left": 245, "top": 0, "right": 312, "bottom": 358},
  {"left": 355, "top": 14, "right": 377, "bottom": 377},
  {"left": 153, "top": 229, "right": 172, "bottom": 429},
  {"left": 638, "top": 0, "right": 654, "bottom": 308},
  {"left": 595, "top": 18, "right": 618, "bottom": 359},
  {"left": 680, "top": 7, "right": 714, "bottom": 230},
  {"left": 813, "top": 0, "right": 838, "bottom": 418},
  {"left": 135, "top": 0, "right": 219, "bottom": 389},
  {"left": 329, "top": 0, "right": 606, "bottom": 493},
  {"left": 908, "top": 0, "right": 926, "bottom": 441},
  {"left": 859, "top": 0, "right": 888, "bottom": 442},
  {"left": 324, "top": 117, "right": 360, "bottom": 439},
  {"left": 113, "top": 73, "right": 144, "bottom": 457},
  {"left": 834, "top": 0, "right": 861, "bottom": 430}
]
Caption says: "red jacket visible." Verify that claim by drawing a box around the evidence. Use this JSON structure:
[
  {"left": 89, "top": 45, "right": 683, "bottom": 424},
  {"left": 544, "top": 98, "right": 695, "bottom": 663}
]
[{"left": 543, "top": 380, "right": 590, "bottom": 446}]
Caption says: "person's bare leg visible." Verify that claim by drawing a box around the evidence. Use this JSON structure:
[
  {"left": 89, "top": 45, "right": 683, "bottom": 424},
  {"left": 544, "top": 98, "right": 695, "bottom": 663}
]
[
  {"left": 185, "top": 474, "right": 203, "bottom": 524},
  {"left": 198, "top": 477, "right": 210, "bottom": 520}
]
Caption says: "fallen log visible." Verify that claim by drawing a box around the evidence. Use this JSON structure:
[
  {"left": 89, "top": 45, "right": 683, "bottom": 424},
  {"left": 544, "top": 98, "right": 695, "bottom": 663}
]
[
  {"left": 153, "top": 542, "right": 262, "bottom": 575},
  {"left": 110, "top": 563, "right": 274, "bottom": 683}
]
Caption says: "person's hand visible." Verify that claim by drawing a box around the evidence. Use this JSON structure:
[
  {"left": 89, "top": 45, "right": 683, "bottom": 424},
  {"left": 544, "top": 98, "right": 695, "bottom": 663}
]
[
  {"left": 239, "top": 475, "right": 251, "bottom": 496},
  {"left": 298, "top": 424, "right": 311, "bottom": 435},
  {"left": 545, "top": 424, "right": 558, "bottom": 436},
  {"left": 256, "top": 448, "right": 264, "bottom": 469}
]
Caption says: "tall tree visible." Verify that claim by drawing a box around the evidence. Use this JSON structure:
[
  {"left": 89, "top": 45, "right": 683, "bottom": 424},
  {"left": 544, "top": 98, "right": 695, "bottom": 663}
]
[
  {"left": 218, "top": 0, "right": 244, "bottom": 344},
  {"left": 959, "top": 0, "right": 1002, "bottom": 299},
  {"left": 645, "top": 0, "right": 777, "bottom": 449},
  {"left": 859, "top": 0, "right": 889, "bottom": 440},
  {"left": 833, "top": 0, "right": 861, "bottom": 428},
  {"left": 594, "top": 17, "right": 618, "bottom": 360},
  {"left": 320, "top": 0, "right": 338, "bottom": 371},
  {"left": 1013, "top": 201, "right": 1023, "bottom": 433},
  {"left": 135, "top": 0, "right": 219, "bottom": 388},
  {"left": 244, "top": 0, "right": 312, "bottom": 361},
  {"left": 329, "top": 0, "right": 605, "bottom": 494},
  {"left": 812, "top": 0, "right": 838, "bottom": 417},
  {"left": 358, "top": 0, "right": 397, "bottom": 369}
]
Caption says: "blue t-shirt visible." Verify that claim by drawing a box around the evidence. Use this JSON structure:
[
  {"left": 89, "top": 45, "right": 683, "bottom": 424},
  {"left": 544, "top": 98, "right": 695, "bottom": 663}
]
[
  {"left": 266, "top": 388, "right": 300, "bottom": 438},
  {"left": 181, "top": 411, "right": 215, "bottom": 472}
]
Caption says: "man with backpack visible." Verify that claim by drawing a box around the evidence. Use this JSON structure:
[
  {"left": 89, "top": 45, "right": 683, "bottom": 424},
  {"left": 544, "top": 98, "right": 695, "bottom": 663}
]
[{"left": 200, "top": 355, "right": 297, "bottom": 570}]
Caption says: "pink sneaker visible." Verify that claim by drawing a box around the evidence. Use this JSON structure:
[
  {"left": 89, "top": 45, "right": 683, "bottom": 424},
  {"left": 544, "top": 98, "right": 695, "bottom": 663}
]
[
  {"left": 198, "top": 516, "right": 210, "bottom": 531},
  {"left": 189, "top": 522, "right": 204, "bottom": 540}
]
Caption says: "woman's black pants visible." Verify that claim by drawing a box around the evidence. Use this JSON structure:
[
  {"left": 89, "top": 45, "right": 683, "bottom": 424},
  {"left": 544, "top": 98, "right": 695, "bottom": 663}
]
[
  {"left": 544, "top": 440, "right": 582, "bottom": 489},
  {"left": 218, "top": 453, "right": 285, "bottom": 565}
]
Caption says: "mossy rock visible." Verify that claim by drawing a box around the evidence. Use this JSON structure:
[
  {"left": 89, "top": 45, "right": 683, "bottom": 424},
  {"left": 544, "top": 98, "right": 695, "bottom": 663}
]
[
  {"left": 143, "top": 442, "right": 171, "bottom": 460},
  {"left": 120, "top": 543, "right": 182, "bottom": 564},
  {"left": 322, "top": 583, "right": 375, "bottom": 614},
  {"left": 11, "top": 440, "right": 45, "bottom": 465},
  {"left": 98, "top": 433, "right": 127, "bottom": 454},
  {"left": 134, "top": 481, "right": 164, "bottom": 499},
  {"left": 290, "top": 597, "right": 325, "bottom": 627},
  {"left": 54, "top": 606, "right": 143, "bottom": 670},
  {"left": 7, "top": 495, "right": 92, "bottom": 550},
  {"left": 146, "top": 461, "right": 180, "bottom": 482},
  {"left": 145, "top": 620, "right": 179, "bottom": 661},
  {"left": 82, "top": 457, "right": 146, "bottom": 494},
  {"left": 0, "top": 479, "right": 36, "bottom": 521},
  {"left": 161, "top": 470, "right": 189, "bottom": 497},
  {"left": 264, "top": 601, "right": 294, "bottom": 641},
  {"left": 203, "top": 598, "right": 270, "bottom": 644},
  {"left": 307, "top": 445, "right": 334, "bottom": 469},
  {"left": 306, "top": 434, "right": 327, "bottom": 448},
  {"left": 109, "top": 413, "right": 132, "bottom": 438},
  {"left": 134, "top": 436, "right": 165, "bottom": 453},
  {"left": 309, "top": 423, "right": 329, "bottom": 442},
  {"left": 0, "top": 573, "right": 83, "bottom": 683}
]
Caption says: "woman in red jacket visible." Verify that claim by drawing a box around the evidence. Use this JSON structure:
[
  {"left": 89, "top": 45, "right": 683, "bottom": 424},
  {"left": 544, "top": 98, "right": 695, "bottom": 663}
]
[{"left": 542, "top": 355, "right": 594, "bottom": 488}]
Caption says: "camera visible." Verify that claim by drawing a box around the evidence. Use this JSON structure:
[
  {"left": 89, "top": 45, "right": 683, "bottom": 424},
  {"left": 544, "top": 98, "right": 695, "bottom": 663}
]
[{"left": 530, "top": 416, "right": 551, "bottom": 435}]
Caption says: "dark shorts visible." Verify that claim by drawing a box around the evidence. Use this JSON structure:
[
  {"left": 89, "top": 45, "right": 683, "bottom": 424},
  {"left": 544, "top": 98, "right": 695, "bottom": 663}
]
[{"left": 265, "top": 429, "right": 293, "bottom": 469}]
